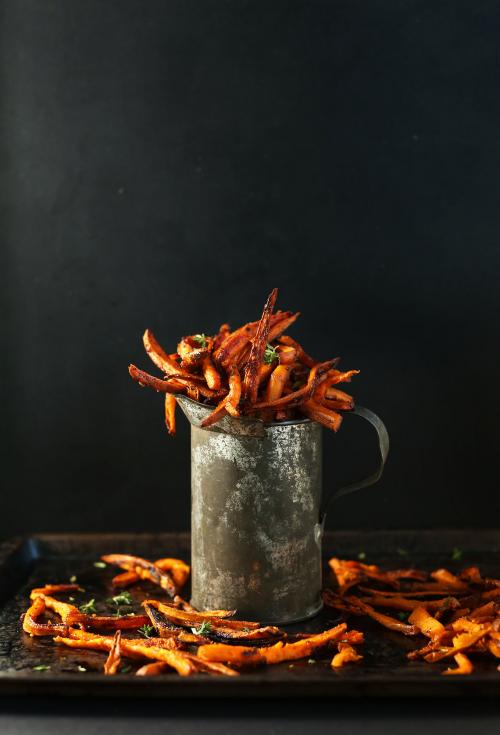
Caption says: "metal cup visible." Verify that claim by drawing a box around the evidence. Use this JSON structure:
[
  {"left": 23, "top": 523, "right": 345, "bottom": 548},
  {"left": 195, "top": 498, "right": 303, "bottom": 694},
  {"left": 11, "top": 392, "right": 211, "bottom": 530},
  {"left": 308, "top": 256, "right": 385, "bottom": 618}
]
[{"left": 176, "top": 395, "right": 389, "bottom": 624}]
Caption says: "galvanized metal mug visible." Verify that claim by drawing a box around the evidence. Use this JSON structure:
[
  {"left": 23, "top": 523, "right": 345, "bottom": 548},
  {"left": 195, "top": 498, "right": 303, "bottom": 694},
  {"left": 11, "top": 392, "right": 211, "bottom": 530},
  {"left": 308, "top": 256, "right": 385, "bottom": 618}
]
[{"left": 176, "top": 395, "right": 389, "bottom": 624}]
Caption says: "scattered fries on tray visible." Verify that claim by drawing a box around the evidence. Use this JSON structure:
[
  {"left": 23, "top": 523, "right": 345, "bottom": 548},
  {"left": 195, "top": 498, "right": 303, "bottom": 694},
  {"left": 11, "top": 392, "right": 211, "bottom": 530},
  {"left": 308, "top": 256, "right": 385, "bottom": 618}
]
[
  {"left": 129, "top": 288, "right": 359, "bottom": 433},
  {"left": 22, "top": 552, "right": 500, "bottom": 677},
  {"left": 325, "top": 557, "right": 500, "bottom": 675},
  {"left": 21, "top": 552, "right": 363, "bottom": 677}
]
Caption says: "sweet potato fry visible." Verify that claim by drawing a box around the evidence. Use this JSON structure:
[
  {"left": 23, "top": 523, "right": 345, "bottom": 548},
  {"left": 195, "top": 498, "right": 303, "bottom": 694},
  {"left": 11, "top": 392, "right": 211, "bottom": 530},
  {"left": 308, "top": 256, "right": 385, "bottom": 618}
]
[
  {"left": 264, "top": 364, "right": 292, "bottom": 404},
  {"left": 30, "top": 584, "right": 80, "bottom": 597},
  {"left": 200, "top": 365, "right": 241, "bottom": 427},
  {"left": 442, "top": 652, "right": 473, "bottom": 675},
  {"left": 202, "top": 355, "right": 222, "bottom": 390},
  {"left": 104, "top": 630, "right": 122, "bottom": 675},
  {"left": 22, "top": 597, "right": 69, "bottom": 637},
  {"left": 128, "top": 365, "right": 186, "bottom": 394},
  {"left": 300, "top": 399, "right": 343, "bottom": 432},
  {"left": 324, "top": 387, "right": 355, "bottom": 406},
  {"left": 181, "top": 653, "right": 239, "bottom": 677},
  {"left": 331, "top": 642, "right": 363, "bottom": 668},
  {"left": 242, "top": 288, "right": 278, "bottom": 406},
  {"left": 323, "top": 591, "right": 418, "bottom": 636},
  {"left": 102, "top": 554, "right": 177, "bottom": 597},
  {"left": 329, "top": 559, "right": 364, "bottom": 595},
  {"left": 177, "top": 337, "right": 210, "bottom": 370},
  {"left": 72, "top": 612, "right": 151, "bottom": 631},
  {"left": 164, "top": 394, "right": 177, "bottom": 435},
  {"left": 142, "top": 599, "right": 260, "bottom": 631},
  {"left": 424, "top": 626, "right": 491, "bottom": 662},
  {"left": 30, "top": 593, "right": 80, "bottom": 622},
  {"left": 325, "top": 369, "right": 360, "bottom": 385},
  {"left": 360, "top": 594, "right": 459, "bottom": 613},
  {"left": 276, "top": 345, "right": 297, "bottom": 365},
  {"left": 408, "top": 607, "right": 446, "bottom": 639},
  {"left": 329, "top": 558, "right": 427, "bottom": 591},
  {"left": 198, "top": 623, "right": 349, "bottom": 667},
  {"left": 278, "top": 335, "right": 316, "bottom": 367},
  {"left": 33, "top": 592, "right": 151, "bottom": 630},
  {"left": 143, "top": 329, "right": 194, "bottom": 379},
  {"left": 136, "top": 661, "right": 170, "bottom": 676},
  {"left": 430, "top": 569, "right": 470, "bottom": 593},
  {"left": 143, "top": 603, "right": 210, "bottom": 644},
  {"left": 112, "top": 558, "right": 190, "bottom": 589}
]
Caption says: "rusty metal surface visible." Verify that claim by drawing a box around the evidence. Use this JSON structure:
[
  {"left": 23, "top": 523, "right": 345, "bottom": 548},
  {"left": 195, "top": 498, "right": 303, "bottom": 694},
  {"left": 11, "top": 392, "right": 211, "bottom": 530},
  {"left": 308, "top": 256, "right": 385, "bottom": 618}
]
[
  {"left": 177, "top": 397, "right": 323, "bottom": 623},
  {"left": 1, "top": 530, "right": 500, "bottom": 698}
]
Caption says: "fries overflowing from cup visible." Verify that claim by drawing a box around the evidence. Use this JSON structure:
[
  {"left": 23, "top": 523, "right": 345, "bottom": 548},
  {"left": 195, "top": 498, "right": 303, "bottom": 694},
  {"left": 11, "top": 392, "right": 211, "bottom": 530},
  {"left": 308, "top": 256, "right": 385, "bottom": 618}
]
[{"left": 129, "top": 288, "right": 359, "bottom": 433}]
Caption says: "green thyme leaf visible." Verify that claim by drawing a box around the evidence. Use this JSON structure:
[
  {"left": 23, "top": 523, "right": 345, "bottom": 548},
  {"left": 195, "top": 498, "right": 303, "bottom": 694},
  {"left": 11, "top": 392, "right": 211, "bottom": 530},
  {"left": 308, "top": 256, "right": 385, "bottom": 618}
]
[
  {"left": 79, "top": 598, "right": 97, "bottom": 614},
  {"left": 120, "top": 664, "right": 132, "bottom": 674},
  {"left": 191, "top": 621, "right": 212, "bottom": 636},
  {"left": 451, "top": 547, "right": 463, "bottom": 562},
  {"left": 138, "top": 624, "right": 155, "bottom": 639},
  {"left": 357, "top": 551, "right": 366, "bottom": 561},
  {"left": 32, "top": 665, "right": 50, "bottom": 672},
  {"left": 263, "top": 343, "right": 279, "bottom": 364},
  {"left": 193, "top": 333, "right": 208, "bottom": 348},
  {"left": 107, "top": 591, "right": 133, "bottom": 608},
  {"left": 94, "top": 561, "right": 107, "bottom": 569},
  {"left": 397, "top": 611, "right": 409, "bottom": 621}
]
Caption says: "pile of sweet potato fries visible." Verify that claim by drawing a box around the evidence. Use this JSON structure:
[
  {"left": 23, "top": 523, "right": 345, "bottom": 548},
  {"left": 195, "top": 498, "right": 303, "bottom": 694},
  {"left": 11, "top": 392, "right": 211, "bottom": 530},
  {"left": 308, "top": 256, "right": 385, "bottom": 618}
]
[
  {"left": 325, "top": 558, "right": 500, "bottom": 675},
  {"left": 129, "top": 288, "right": 359, "bottom": 433},
  {"left": 22, "top": 553, "right": 363, "bottom": 677}
]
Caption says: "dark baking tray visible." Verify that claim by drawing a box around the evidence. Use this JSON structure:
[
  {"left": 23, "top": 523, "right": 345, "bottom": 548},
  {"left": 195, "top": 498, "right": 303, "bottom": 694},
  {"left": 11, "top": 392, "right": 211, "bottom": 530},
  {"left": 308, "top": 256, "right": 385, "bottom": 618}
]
[{"left": 0, "top": 530, "right": 499, "bottom": 698}]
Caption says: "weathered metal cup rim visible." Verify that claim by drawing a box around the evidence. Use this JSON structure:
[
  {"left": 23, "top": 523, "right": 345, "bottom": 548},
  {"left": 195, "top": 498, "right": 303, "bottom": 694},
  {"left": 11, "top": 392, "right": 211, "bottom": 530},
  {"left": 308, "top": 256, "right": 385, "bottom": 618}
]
[{"left": 175, "top": 394, "right": 312, "bottom": 438}]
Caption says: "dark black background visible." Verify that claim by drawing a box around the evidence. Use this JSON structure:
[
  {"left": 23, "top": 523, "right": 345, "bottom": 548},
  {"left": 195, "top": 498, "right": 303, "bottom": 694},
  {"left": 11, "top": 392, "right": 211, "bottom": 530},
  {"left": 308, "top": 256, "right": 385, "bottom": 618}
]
[{"left": 1, "top": 0, "right": 500, "bottom": 538}]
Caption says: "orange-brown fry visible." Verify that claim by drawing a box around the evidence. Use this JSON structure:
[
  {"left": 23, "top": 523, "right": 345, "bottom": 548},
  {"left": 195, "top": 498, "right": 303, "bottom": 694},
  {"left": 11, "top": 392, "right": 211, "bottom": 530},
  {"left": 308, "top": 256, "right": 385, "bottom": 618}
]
[
  {"left": 102, "top": 554, "right": 177, "bottom": 597},
  {"left": 104, "top": 630, "right": 122, "bottom": 675},
  {"left": 408, "top": 607, "right": 446, "bottom": 639},
  {"left": 143, "top": 329, "right": 196, "bottom": 379},
  {"left": 128, "top": 365, "right": 186, "bottom": 394},
  {"left": 264, "top": 364, "right": 292, "bottom": 404},
  {"left": 242, "top": 288, "right": 278, "bottom": 406},
  {"left": 442, "top": 653, "right": 473, "bottom": 675},
  {"left": 22, "top": 597, "right": 69, "bottom": 637},
  {"left": 331, "top": 642, "right": 363, "bottom": 668},
  {"left": 202, "top": 355, "right": 222, "bottom": 391},
  {"left": 198, "top": 623, "right": 349, "bottom": 666},
  {"left": 112, "top": 558, "right": 190, "bottom": 590},
  {"left": 142, "top": 599, "right": 259, "bottom": 631},
  {"left": 300, "top": 399, "right": 343, "bottom": 432},
  {"left": 164, "top": 394, "right": 177, "bottom": 435},
  {"left": 278, "top": 335, "right": 316, "bottom": 367},
  {"left": 200, "top": 365, "right": 241, "bottom": 427}
]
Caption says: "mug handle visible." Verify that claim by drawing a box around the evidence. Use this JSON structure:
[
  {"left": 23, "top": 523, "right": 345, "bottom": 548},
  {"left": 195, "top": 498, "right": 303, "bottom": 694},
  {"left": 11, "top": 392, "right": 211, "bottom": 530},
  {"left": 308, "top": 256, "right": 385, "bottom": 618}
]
[{"left": 319, "top": 406, "right": 390, "bottom": 524}]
